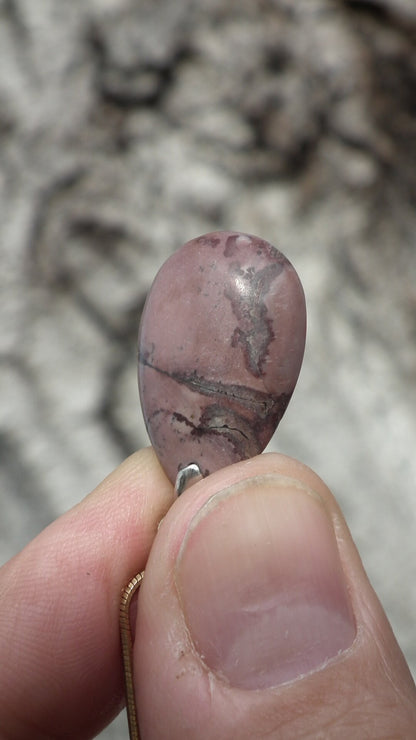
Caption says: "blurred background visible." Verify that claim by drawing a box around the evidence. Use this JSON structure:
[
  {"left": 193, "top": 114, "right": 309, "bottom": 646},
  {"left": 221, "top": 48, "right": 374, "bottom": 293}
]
[{"left": 1, "top": 0, "right": 415, "bottom": 737}]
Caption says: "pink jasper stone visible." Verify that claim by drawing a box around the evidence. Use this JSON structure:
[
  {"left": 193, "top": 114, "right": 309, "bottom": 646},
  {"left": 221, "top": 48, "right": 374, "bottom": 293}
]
[{"left": 138, "top": 231, "right": 306, "bottom": 484}]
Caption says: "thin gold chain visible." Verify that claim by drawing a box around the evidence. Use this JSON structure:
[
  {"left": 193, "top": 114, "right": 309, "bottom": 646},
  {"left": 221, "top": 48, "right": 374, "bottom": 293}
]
[
  {"left": 120, "top": 572, "right": 144, "bottom": 740},
  {"left": 119, "top": 464, "right": 202, "bottom": 737}
]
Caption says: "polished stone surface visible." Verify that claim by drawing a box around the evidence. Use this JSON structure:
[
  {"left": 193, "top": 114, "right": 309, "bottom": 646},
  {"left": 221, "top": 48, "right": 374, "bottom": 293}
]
[{"left": 139, "top": 231, "right": 306, "bottom": 483}]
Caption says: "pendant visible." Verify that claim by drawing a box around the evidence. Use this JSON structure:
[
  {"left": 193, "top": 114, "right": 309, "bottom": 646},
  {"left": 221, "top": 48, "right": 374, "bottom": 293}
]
[
  {"left": 121, "top": 231, "right": 306, "bottom": 739},
  {"left": 138, "top": 231, "right": 306, "bottom": 484}
]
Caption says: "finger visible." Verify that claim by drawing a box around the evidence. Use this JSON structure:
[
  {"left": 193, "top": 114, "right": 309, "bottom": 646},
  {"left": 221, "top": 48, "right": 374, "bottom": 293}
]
[
  {"left": 135, "top": 452, "right": 416, "bottom": 739},
  {"left": 0, "top": 448, "right": 174, "bottom": 740}
]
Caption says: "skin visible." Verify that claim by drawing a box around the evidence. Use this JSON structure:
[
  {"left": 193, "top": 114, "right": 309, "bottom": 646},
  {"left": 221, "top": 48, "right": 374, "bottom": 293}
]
[{"left": 0, "top": 447, "right": 415, "bottom": 739}]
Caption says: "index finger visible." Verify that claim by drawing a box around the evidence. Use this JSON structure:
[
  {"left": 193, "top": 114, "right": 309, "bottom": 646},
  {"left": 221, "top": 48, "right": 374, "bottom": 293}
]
[{"left": 0, "top": 448, "right": 173, "bottom": 740}]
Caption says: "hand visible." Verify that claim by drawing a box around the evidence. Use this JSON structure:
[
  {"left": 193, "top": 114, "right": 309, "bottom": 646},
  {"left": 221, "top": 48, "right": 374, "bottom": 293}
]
[{"left": 0, "top": 449, "right": 415, "bottom": 738}]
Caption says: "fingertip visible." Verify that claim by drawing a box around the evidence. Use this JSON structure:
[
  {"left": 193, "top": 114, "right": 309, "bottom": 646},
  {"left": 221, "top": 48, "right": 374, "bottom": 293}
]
[
  {"left": 134, "top": 453, "right": 416, "bottom": 739},
  {"left": 0, "top": 447, "right": 174, "bottom": 739}
]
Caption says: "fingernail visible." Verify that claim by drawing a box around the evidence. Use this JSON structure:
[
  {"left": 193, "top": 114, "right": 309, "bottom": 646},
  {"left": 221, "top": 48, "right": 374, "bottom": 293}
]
[{"left": 175, "top": 475, "right": 356, "bottom": 689}]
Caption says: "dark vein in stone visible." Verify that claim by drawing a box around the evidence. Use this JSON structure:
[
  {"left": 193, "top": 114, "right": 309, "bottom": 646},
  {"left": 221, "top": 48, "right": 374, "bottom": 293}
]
[
  {"left": 172, "top": 411, "right": 250, "bottom": 441},
  {"left": 139, "top": 351, "right": 282, "bottom": 418}
]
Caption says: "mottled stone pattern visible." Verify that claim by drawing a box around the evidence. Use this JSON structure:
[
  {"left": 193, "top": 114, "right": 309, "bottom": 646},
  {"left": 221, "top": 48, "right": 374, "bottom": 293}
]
[{"left": 139, "top": 232, "right": 306, "bottom": 482}]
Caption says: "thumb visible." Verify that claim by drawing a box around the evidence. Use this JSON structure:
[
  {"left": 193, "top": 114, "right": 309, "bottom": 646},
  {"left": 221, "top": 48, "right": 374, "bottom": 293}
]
[{"left": 134, "top": 453, "right": 416, "bottom": 738}]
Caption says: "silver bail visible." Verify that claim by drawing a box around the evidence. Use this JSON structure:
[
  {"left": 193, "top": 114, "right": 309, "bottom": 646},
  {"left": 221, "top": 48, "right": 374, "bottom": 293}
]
[{"left": 174, "top": 462, "right": 204, "bottom": 496}]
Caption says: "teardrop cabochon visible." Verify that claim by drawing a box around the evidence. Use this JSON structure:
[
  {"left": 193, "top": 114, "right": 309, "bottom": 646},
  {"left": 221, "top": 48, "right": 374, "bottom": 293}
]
[{"left": 138, "top": 231, "right": 306, "bottom": 483}]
